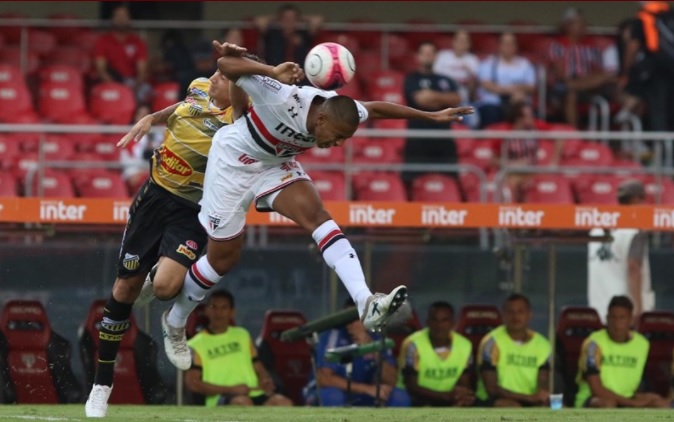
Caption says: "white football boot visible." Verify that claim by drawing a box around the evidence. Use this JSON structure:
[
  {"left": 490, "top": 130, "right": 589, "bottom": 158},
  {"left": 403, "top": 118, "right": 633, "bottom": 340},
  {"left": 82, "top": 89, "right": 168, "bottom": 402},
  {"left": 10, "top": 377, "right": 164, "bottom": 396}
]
[
  {"left": 85, "top": 384, "right": 112, "bottom": 418},
  {"left": 161, "top": 309, "right": 192, "bottom": 370},
  {"left": 361, "top": 285, "right": 408, "bottom": 331}
]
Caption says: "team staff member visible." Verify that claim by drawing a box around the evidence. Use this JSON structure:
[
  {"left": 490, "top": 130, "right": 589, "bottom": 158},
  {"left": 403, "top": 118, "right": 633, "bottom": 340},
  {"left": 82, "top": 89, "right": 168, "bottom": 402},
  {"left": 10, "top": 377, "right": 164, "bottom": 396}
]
[
  {"left": 575, "top": 295, "right": 671, "bottom": 408},
  {"left": 398, "top": 301, "right": 474, "bottom": 407},
  {"left": 476, "top": 294, "right": 551, "bottom": 407}
]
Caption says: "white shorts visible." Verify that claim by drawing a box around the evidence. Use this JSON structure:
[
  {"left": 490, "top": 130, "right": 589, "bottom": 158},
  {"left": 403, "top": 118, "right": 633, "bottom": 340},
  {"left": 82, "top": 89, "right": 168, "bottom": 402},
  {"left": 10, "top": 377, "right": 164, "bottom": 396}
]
[{"left": 198, "top": 123, "right": 311, "bottom": 240}]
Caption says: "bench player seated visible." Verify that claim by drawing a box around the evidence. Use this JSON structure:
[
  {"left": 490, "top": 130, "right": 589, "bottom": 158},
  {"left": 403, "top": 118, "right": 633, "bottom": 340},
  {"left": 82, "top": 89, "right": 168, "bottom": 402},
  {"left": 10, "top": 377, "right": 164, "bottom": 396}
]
[
  {"left": 575, "top": 295, "right": 671, "bottom": 408},
  {"left": 185, "top": 289, "right": 292, "bottom": 407}
]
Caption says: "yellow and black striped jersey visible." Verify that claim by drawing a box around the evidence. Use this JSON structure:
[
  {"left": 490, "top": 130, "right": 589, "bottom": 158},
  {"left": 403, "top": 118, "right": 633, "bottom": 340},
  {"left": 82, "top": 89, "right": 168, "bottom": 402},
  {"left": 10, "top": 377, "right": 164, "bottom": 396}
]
[{"left": 151, "top": 77, "right": 233, "bottom": 206}]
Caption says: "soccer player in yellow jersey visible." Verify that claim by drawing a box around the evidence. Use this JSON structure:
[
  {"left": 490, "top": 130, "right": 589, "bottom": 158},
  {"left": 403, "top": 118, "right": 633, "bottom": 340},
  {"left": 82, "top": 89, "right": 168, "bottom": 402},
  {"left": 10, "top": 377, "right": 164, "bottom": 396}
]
[
  {"left": 575, "top": 295, "right": 671, "bottom": 408},
  {"left": 186, "top": 290, "right": 292, "bottom": 407},
  {"left": 85, "top": 44, "right": 254, "bottom": 417},
  {"left": 476, "top": 293, "right": 551, "bottom": 407}
]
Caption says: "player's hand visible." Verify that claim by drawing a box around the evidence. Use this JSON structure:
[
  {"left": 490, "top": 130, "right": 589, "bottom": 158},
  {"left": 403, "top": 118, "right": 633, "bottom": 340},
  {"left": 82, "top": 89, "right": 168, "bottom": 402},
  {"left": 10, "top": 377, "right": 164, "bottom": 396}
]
[
  {"left": 430, "top": 106, "right": 475, "bottom": 123},
  {"left": 272, "top": 62, "right": 305, "bottom": 85},
  {"left": 368, "top": 384, "right": 392, "bottom": 401},
  {"left": 212, "top": 40, "right": 248, "bottom": 57},
  {"left": 117, "top": 115, "right": 153, "bottom": 147},
  {"left": 259, "top": 377, "right": 275, "bottom": 395},
  {"left": 228, "top": 384, "right": 250, "bottom": 396},
  {"left": 533, "top": 389, "right": 550, "bottom": 405}
]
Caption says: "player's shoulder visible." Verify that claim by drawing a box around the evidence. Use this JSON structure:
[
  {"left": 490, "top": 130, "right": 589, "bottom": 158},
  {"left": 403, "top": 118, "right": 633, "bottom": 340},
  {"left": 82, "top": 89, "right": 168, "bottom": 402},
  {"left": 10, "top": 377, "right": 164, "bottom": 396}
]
[
  {"left": 452, "top": 331, "right": 472, "bottom": 349},
  {"left": 630, "top": 330, "right": 649, "bottom": 346},
  {"left": 230, "top": 325, "right": 252, "bottom": 337}
]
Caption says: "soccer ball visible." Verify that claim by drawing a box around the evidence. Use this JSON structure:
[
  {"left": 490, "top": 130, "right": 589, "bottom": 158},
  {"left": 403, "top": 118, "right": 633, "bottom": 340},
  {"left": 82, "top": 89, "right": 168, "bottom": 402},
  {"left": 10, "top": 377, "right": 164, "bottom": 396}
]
[{"left": 304, "top": 42, "right": 356, "bottom": 91}]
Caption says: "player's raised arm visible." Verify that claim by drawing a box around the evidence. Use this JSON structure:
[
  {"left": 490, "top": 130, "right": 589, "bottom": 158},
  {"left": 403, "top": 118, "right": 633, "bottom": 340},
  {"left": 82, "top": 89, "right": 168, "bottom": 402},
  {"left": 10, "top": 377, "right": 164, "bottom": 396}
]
[
  {"left": 214, "top": 45, "right": 303, "bottom": 85},
  {"left": 358, "top": 101, "right": 474, "bottom": 123},
  {"left": 117, "top": 102, "right": 180, "bottom": 147}
]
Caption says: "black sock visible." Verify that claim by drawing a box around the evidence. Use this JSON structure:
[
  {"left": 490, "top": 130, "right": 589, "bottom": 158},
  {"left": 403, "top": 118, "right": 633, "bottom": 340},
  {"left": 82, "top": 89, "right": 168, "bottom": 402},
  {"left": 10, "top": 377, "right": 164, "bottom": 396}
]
[{"left": 93, "top": 296, "right": 133, "bottom": 386}]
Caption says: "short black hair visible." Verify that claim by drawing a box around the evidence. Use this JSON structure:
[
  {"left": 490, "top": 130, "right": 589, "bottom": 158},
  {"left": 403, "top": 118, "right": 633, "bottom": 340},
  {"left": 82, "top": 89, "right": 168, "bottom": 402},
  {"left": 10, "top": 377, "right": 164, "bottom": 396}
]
[
  {"left": 428, "top": 301, "right": 454, "bottom": 318},
  {"left": 208, "top": 289, "right": 235, "bottom": 308},
  {"left": 505, "top": 100, "right": 532, "bottom": 124},
  {"left": 608, "top": 295, "right": 634, "bottom": 313},
  {"left": 243, "top": 52, "right": 266, "bottom": 65},
  {"left": 504, "top": 293, "right": 531, "bottom": 310},
  {"left": 323, "top": 95, "right": 360, "bottom": 127},
  {"left": 417, "top": 41, "right": 437, "bottom": 52},
  {"left": 278, "top": 3, "right": 301, "bottom": 15}
]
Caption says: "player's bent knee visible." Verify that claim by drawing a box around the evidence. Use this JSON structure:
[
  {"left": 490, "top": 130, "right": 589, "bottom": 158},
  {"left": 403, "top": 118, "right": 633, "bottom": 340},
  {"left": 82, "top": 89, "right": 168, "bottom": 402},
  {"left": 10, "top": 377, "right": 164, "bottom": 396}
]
[
  {"left": 265, "top": 394, "right": 293, "bottom": 406},
  {"left": 493, "top": 398, "right": 522, "bottom": 407},
  {"left": 589, "top": 397, "right": 616, "bottom": 408},
  {"left": 112, "top": 275, "right": 146, "bottom": 303},
  {"left": 229, "top": 395, "right": 253, "bottom": 406}
]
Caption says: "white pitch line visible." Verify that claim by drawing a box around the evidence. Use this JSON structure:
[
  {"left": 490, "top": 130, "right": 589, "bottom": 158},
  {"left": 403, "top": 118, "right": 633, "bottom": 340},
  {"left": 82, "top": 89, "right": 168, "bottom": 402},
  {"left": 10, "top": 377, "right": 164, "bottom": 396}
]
[{"left": 3, "top": 416, "right": 76, "bottom": 421}]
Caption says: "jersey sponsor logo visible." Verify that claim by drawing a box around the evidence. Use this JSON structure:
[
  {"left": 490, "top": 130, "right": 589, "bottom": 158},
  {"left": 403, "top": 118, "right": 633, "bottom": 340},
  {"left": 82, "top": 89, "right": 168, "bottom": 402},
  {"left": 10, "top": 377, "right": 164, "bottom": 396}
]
[
  {"left": 653, "top": 208, "right": 674, "bottom": 228},
  {"left": 8, "top": 306, "right": 43, "bottom": 315},
  {"left": 262, "top": 77, "right": 282, "bottom": 92},
  {"left": 421, "top": 205, "right": 468, "bottom": 226},
  {"left": 203, "top": 118, "right": 222, "bottom": 132},
  {"left": 177, "top": 244, "right": 196, "bottom": 260},
  {"left": 159, "top": 146, "right": 193, "bottom": 176},
  {"left": 602, "top": 354, "right": 638, "bottom": 368},
  {"left": 190, "top": 87, "right": 208, "bottom": 98},
  {"left": 238, "top": 153, "right": 259, "bottom": 165},
  {"left": 186, "top": 240, "right": 198, "bottom": 250},
  {"left": 349, "top": 204, "right": 396, "bottom": 225},
  {"left": 122, "top": 253, "right": 140, "bottom": 271},
  {"left": 498, "top": 206, "right": 544, "bottom": 227},
  {"left": 281, "top": 173, "right": 293, "bottom": 182},
  {"left": 273, "top": 122, "right": 315, "bottom": 143},
  {"left": 423, "top": 367, "right": 459, "bottom": 380},
  {"left": 40, "top": 200, "right": 87, "bottom": 221},
  {"left": 206, "top": 341, "right": 242, "bottom": 359},
  {"left": 575, "top": 207, "right": 621, "bottom": 227}
]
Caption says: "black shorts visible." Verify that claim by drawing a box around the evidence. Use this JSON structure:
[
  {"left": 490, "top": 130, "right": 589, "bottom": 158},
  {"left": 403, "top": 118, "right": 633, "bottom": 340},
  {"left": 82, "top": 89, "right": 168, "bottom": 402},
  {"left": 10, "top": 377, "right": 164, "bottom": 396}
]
[
  {"left": 116, "top": 179, "right": 207, "bottom": 278},
  {"left": 217, "top": 394, "right": 268, "bottom": 406}
]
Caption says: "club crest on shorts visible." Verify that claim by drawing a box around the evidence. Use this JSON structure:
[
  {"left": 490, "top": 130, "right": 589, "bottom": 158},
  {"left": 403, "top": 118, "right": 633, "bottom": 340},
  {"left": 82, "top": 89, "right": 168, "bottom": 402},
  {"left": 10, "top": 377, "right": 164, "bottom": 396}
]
[
  {"left": 208, "top": 214, "right": 222, "bottom": 232},
  {"left": 186, "top": 240, "right": 198, "bottom": 250},
  {"left": 122, "top": 253, "right": 140, "bottom": 271}
]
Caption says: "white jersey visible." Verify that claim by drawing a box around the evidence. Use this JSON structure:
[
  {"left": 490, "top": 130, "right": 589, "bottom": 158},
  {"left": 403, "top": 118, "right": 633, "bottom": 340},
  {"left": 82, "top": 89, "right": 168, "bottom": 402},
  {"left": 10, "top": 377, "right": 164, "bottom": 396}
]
[
  {"left": 587, "top": 228, "right": 654, "bottom": 322},
  {"left": 235, "top": 75, "right": 369, "bottom": 159}
]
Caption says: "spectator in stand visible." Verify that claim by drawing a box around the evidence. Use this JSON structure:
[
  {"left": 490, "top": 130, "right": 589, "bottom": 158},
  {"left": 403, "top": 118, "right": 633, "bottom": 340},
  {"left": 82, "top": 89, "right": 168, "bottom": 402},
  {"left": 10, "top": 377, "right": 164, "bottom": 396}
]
[
  {"left": 433, "top": 30, "right": 480, "bottom": 128},
  {"left": 548, "top": 8, "right": 617, "bottom": 127},
  {"left": 490, "top": 101, "right": 560, "bottom": 202},
  {"left": 120, "top": 105, "right": 161, "bottom": 194},
  {"left": 254, "top": 4, "right": 324, "bottom": 66},
  {"left": 94, "top": 4, "right": 152, "bottom": 105},
  {"left": 476, "top": 32, "right": 536, "bottom": 128},
  {"left": 223, "top": 28, "right": 245, "bottom": 47},
  {"left": 159, "top": 29, "right": 196, "bottom": 97},
  {"left": 575, "top": 296, "right": 671, "bottom": 408},
  {"left": 185, "top": 289, "right": 293, "bottom": 407},
  {"left": 398, "top": 301, "right": 475, "bottom": 407},
  {"left": 476, "top": 293, "right": 551, "bottom": 407},
  {"left": 304, "top": 299, "right": 410, "bottom": 407},
  {"left": 403, "top": 41, "right": 461, "bottom": 184}
]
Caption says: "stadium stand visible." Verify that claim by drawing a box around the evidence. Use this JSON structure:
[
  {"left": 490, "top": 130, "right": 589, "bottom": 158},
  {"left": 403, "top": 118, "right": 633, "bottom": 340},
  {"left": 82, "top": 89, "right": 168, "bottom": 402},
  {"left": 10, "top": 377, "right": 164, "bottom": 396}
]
[
  {"left": 555, "top": 306, "right": 603, "bottom": 407},
  {"left": 354, "top": 172, "right": 408, "bottom": 201},
  {"left": 255, "top": 310, "right": 312, "bottom": 405},
  {"left": 307, "top": 171, "right": 347, "bottom": 201},
  {"left": 79, "top": 299, "right": 166, "bottom": 404},
  {"left": 455, "top": 304, "right": 502, "bottom": 389},
  {"left": 410, "top": 173, "right": 462, "bottom": 202},
  {"left": 0, "top": 300, "right": 82, "bottom": 404}
]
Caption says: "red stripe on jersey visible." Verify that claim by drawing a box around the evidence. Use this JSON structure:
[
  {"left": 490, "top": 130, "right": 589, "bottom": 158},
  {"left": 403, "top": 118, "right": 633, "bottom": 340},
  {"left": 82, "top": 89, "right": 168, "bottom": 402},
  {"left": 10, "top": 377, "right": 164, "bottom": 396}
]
[
  {"left": 318, "top": 229, "right": 343, "bottom": 251},
  {"left": 192, "top": 262, "right": 216, "bottom": 287},
  {"left": 250, "top": 107, "right": 285, "bottom": 146}
]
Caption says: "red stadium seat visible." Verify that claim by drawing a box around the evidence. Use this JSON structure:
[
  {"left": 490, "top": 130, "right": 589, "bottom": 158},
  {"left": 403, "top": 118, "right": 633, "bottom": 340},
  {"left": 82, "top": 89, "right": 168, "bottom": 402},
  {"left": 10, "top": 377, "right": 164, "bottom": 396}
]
[
  {"left": 47, "top": 46, "right": 92, "bottom": 74},
  {"left": 152, "top": 82, "right": 180, "bottom": 112},
  {"left": 67, "top": 154, "right": 113, "bottom": 188},
  {"left": 309, "top": 171, "right": 347, "bottom": 201},
  {"left": 0, "top": 82, "right": 37, "bottom": 123},
  {"left": 535, "top": 140, "right": 558, "bottom": 165},
  {"left": 0, "top": 172, "right": 18, "bottom": 197},
  {"left": 38, "top": 81, "right": 87, "bottom": 123},
  {"left": 368, "top": 70, "right": 405, "bottom": 103},
  {"left": 79, "top": 300, "right": 166, "bottom": 404},
  {"left": 77, "top": 173, "right": 129, "bottom": 198},
  {"left": 352, "top": 138, "right": 403, "bottom": 164},
  {"left": 0, "top": 47, "right": 40, "bottom": 74},
  {"left": 255, "top": 310, "right": 311, "bottom": 406},
  {"left": 524, "top": 175, "right": 574, "bottom": 204},
  {"left": 455, "top": 304, "right": 502, "bottom": 388},
  {"left": 42, "top": 134, "right": 77, "bottom": 160},
  {"left": 0, "top": 12, "right": 26, "bottom": 44},
  {"left": 0, "top": 135, "right": 21, "bottom": 169},
  {"left": 563, "top": 142, "right": 614, "bottom": 167},
  {"left": 27, "top": 29, "right": 57, "bottom": 58},
  {"left": 39, "top": 65, "right": 84, "bottom": 90},
  {"left": 67, "top": 29, "right": 98, "bottom": 51},
  {"left": 387, "top": 34, "right": 411, "bottom": 70},
  {"left": 460, "top": 170, "right": 511, "bottom": 203},
  {"left": 637, "top": 311, "right": 674, "bottom": 397},
  {"left": 644, "top": 176, "right": 674, "bottom": 205},
  {"left": 90, "top": 82, "right": 136, "bottom": 125},
  {"left": 574, "top": 176, "right": 620, "bottom": 205},
  {"left": 47, "top": 13, "right": 84, "bottom": 45},
  {"left": 555, "top": 306, "right": 603, "bottom": 407},
  {"left": 0, "top": 300, "right": 82, "bottom": 404},
  {"left": 10, "top": 153, "right": 39, "bottom": 181},
  {"left": 354, "top": 172, "right": 407, "bottom": 201},
  {"left": 27, "top": 170, "right": 75, "bottom": 198},
  {"left": 297, "top": 143, "right": 345, "bottom": 165},
  {"left": 386, "top": 308, "right": 422, "bottom": 361},
  {"left": 458, "top": 142, "right": 495, "bottom": 171},
  {"left": 335, "top": 79, "right": 363, "bottom": 99},
  {"left": 90, "top": 135, "right": 123, "bottom": 161},
  {"left": 0, "top": 63, "right": 23, "bottom": 84},
  {"left": 472, "top": 34, "right": 500, "bottom": 59},
  {"left": 354, "top": 51, "right": 382, "bottom": 84},
  {"left": 371, "top": 119, "right": 407, "bottom": 148},
  {"left": 9, "top": 114, "right": 42, "bottom": 151},
  {"left": 411, "top": 173, "right": 462, "bottom": 202},
  {"left": 185, "top": 304, "right": 209, "bottom": 341},
  {"left": 612, "top": 159, "right": 644, "bottom": 181}
]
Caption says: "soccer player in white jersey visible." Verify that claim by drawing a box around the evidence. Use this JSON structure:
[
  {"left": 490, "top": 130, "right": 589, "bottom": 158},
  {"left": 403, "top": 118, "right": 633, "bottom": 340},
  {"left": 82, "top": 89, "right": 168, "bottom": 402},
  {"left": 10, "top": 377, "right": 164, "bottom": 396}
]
[{"left": 160, "top": 42, "right": 474, "bottom": 370}]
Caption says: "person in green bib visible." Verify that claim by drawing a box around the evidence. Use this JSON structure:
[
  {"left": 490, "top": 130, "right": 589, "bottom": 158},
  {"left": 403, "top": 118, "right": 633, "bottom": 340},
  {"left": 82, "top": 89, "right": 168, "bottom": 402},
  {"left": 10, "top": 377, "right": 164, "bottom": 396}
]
[
  {"left": 575, "top": 295, "right": 671, "bottom": 408},
  {"left": 476, "top": 293, "right": 551, "bottom": 407},
  {"left": 185, "top": 289, "right": 292, "bottom": 407},
  {"left": 398, "top": 301, "right": 475, "bottom": 407}
]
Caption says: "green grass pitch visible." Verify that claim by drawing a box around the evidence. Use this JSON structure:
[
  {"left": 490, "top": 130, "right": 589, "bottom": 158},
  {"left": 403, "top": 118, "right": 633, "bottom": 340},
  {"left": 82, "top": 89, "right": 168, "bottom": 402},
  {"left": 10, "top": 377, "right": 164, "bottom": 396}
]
[{"left": 0, "top": 406, "right": 672, "bottom": 422}]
